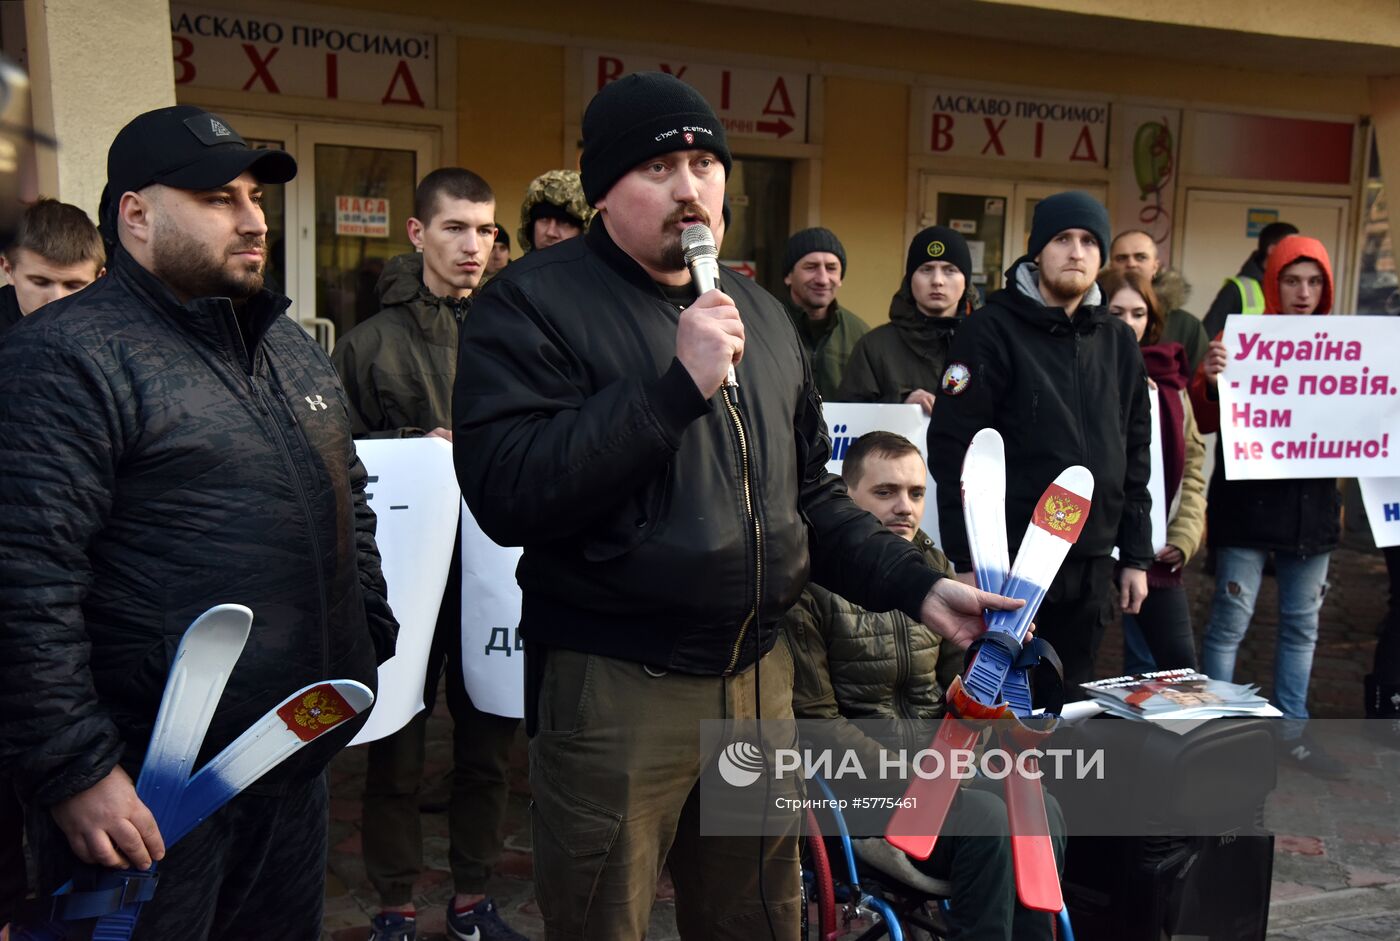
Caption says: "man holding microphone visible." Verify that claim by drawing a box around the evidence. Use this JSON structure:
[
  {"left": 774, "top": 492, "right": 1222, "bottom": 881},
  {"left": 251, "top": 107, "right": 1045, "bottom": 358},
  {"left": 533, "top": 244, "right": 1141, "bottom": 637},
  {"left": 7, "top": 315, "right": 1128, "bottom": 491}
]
[{"left": 452, "top": 73, "right": 1020, "bottom": 939}]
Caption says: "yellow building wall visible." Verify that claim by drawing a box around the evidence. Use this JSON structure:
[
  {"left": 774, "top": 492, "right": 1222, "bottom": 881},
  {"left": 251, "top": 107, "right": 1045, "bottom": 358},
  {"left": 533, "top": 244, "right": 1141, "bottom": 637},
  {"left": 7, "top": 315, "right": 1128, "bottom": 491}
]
[
  {"left": 316, "top": 0, "right": 1383, "bottom": 317},
  {"left": 993, "top": 0, "right": 1400, "bottom": 48},
  {"left": 820, "top": 77, "right": 910, "bottom": 323},
  {"left": 455, "top": 36, "right": 566, "bottom": 245}
]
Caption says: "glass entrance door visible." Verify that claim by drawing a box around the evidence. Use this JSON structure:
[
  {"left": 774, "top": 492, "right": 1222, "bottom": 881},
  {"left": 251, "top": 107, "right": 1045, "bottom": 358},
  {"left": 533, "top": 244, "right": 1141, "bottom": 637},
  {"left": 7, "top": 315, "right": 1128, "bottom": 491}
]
[{"left": 220, "top": 114, "right": 438, "bottom": 351}]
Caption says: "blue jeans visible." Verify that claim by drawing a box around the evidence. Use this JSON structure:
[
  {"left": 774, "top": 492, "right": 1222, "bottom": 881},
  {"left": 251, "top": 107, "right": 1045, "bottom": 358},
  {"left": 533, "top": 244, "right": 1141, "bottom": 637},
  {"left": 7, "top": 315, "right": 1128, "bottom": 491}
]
[
  {"left": 1201, "top": 548, "right": 1331, "bottom": 738},
  {"left": 1122, "top": 614, "right": 1157, "bottom": 675}
]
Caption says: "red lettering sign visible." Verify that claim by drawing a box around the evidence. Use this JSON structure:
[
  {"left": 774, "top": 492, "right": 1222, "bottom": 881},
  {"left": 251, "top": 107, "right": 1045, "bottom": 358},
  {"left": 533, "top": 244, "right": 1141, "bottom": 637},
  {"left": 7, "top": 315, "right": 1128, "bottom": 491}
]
[
  {"left": 1069, "top": 125, "right": 1099, "bottom": 163},
  {"left": 241, "top": 44, "right": 280, "bottom": 94},
  {"left": 981, "top": 118, "right": 1007, "bottom": 156},
  {"left": 381, "top": 60, "right": 424, "bottom": 107},
  {"left": 172, "top": 36, "right": 196, "bottom": 85},
  {"left": 930, "top": 113, "right": 954, "bottom": 152},
  {"left": 762, "top": 77, "right": 795, "bottom": 117}
]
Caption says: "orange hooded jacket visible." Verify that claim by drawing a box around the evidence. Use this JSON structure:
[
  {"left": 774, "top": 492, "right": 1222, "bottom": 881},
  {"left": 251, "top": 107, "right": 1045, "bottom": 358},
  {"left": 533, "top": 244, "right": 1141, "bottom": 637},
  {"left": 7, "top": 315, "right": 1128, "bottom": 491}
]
[{"left": 1189, "top": 235, "right": 1334, "bottom": 433}]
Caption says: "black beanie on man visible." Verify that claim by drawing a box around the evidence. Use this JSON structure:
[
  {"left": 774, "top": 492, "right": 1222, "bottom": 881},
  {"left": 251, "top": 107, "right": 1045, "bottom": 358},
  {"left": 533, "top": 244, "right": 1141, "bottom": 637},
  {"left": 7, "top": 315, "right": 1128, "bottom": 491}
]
[
  {"left": 580, "top": 72, "right": 732, "bottom": 206},
  {"left": 1025, "top": 190, "right": 1111, "bottom": 262},
  {"left": 905, "top": 226, "right": 972, "bottom": 284},
  {"left": 785, "top": 227, "right": 846, "bottom": 277}
]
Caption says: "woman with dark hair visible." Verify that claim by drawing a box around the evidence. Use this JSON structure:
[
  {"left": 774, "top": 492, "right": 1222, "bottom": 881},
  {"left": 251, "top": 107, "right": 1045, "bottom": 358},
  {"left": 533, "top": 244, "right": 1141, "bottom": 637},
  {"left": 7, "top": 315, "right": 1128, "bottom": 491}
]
[{"left": 1098, "top": 267, "right": 1205, "bottom": 672}]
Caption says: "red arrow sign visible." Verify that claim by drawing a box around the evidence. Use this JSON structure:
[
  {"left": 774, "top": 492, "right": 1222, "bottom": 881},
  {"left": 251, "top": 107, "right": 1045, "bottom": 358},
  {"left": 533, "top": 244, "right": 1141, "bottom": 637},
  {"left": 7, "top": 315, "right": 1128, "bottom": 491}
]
[
  {"left": 723, "top": 260, "right": 757, "bottom": 280},
  {"left": 756, "top": 118, "right": 793, "bottom": 139}
]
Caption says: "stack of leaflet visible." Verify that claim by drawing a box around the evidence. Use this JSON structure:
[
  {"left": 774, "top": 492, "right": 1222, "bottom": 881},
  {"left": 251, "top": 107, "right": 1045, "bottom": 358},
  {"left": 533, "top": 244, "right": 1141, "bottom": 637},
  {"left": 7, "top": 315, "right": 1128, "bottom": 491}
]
[{"left": 1080, "top": 668, "right": 1281, "bottom": 733}]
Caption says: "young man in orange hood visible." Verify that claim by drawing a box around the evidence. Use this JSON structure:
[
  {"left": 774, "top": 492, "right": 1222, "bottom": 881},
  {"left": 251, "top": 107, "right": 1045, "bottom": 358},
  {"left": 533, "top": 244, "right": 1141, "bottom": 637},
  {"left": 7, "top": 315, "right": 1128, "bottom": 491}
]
[{"left": 1190, "top": 235, "right": 1345, "bottom": 778}]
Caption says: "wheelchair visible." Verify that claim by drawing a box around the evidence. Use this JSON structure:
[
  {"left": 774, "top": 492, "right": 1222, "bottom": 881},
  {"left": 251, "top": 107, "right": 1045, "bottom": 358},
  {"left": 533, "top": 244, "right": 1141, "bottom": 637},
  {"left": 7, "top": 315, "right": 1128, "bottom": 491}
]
[{"left": 800, "top": 775, "right": 1076, "bottom": 941}]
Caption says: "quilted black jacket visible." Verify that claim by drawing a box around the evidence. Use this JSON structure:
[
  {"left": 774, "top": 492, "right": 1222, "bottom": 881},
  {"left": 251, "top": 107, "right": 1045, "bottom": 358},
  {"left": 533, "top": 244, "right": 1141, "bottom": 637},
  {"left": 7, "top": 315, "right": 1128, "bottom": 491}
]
[{"left": 0, "top": 249, "right": 394, "bottom": 806}]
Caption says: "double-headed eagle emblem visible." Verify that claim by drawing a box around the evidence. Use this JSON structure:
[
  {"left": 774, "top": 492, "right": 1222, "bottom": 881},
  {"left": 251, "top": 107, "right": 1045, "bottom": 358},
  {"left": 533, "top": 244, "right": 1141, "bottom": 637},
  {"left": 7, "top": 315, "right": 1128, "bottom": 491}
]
[{"left": 1041, "top": 493, "right": 1083, "bottom": 533}]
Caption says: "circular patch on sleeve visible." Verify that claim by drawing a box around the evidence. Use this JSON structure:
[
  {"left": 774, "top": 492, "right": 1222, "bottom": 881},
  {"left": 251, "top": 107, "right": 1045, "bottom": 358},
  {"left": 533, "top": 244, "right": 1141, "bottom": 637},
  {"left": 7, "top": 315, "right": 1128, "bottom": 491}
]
[{"left": 941, "top": 362, "right": 971, "bottom": 396}]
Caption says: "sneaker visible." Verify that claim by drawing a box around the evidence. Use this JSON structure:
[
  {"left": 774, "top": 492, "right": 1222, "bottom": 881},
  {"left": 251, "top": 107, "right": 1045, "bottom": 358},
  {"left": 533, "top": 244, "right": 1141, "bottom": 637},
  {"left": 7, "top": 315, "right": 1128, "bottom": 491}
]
[
  {"left": 446, "top": 897, "right": 528, "bottom": 941},
  {"left": 369, "top": 911, "right": 417, "bottom": 941},
  {"left": 1280, "top": 738, "right": 1349, "bottom": 780}
]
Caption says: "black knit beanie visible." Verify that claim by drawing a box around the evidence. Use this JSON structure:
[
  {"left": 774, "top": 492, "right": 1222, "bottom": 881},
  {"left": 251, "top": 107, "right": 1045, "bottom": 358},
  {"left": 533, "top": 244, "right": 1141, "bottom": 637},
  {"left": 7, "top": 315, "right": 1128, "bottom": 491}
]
[
  {"left": 1026, "top": 191, "right": 1110, "bottom": 262},
  {"left": 785, "top": 227, "right": 846, "bottom": 276},
  {"left": 905, "top": 226, "right": 972, "bottom": 283},
  {"left": 580, "top": 72, "right": 732, "bottom": 206}
]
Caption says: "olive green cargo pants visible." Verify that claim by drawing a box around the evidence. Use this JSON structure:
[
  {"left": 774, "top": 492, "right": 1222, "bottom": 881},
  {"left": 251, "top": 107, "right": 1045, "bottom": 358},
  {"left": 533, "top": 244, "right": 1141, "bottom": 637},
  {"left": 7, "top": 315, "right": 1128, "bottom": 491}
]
[{"left": 528, "top": 642, "right": 801, "bottom": 940}]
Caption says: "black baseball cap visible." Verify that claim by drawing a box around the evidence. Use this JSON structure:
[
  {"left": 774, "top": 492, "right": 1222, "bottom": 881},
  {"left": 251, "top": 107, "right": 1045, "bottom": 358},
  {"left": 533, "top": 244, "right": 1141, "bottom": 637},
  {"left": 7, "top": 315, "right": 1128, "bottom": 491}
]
[{"left": 100, "top": 106, "right": 295, "bottom": 237}]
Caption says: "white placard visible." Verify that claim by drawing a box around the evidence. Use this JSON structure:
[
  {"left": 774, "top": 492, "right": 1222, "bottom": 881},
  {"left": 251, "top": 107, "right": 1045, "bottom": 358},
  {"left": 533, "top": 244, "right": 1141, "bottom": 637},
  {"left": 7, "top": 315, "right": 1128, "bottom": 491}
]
[
  {"left": 821, "top": 402, "right": 939, "bottom": 546},
  {"left": 1146, "top": 390, "right": 1168, "bottom": 553},
  {"left": 460, "top": 501, "right": 526, "bottom": 719},
  {"left": 1360, "top": 478, "right": 1400, "bottom": 548},
  {"left": 1217, "top": 315, "right": 1400, "bottom": 480},
  {"left": 349, "top": 438, "right": 460, "bottom": 746}
]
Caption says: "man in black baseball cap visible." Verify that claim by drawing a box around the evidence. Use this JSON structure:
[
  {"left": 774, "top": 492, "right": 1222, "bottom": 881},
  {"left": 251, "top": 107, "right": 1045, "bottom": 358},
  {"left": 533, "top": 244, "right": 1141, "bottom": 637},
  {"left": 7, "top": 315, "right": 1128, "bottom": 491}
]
[
  {"left": 0, "top": 106, "right": 393, "bottom": 939},
  {"left": 454, "top": 71, "right": 1016, "bottom": 940},
  {"left": 98, "top": 105, "right": 295, "bottom": 239}
]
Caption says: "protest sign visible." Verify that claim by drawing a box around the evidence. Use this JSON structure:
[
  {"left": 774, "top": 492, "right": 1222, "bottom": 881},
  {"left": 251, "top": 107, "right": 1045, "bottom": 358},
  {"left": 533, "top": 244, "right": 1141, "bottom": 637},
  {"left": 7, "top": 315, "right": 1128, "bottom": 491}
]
[
  {"left": 460, "top": 501, "right": 526, "bottom": 718},
  {"left": 349, "top": 438, "right": 460, "bottom": 746},
  {"left": 1217, "top": 315, "right": 1400, "bottom": 481},
  {"left": 1359, "top": 478, "right": 1400, "bottom": 548},
  {"left": 821, "top": 402, "right": 940, "bottom": 545},
  {"left": 1146, "top": 390, "right": 1168, "bottom": 553}
]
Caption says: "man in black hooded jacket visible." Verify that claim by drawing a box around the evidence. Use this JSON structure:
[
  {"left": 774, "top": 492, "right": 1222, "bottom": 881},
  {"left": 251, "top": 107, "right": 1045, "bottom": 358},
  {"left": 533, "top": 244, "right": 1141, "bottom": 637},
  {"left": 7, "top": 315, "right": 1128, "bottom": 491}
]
[
  {"left": 0, "top": 107, "right": 394, "bottom": 940},
  {"left": 837, "top": 225, "right": 978, "bottom": 412},
  {"left": 928, "top": 191, "right": 1153, "bottom": 690}
]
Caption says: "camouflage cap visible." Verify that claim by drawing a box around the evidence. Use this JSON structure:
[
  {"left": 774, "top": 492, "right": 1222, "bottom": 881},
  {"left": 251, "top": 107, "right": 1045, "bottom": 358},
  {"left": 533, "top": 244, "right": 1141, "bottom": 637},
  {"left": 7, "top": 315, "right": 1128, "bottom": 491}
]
[{"left": 518, "top": 169, "right": 595, "bottom": 252}]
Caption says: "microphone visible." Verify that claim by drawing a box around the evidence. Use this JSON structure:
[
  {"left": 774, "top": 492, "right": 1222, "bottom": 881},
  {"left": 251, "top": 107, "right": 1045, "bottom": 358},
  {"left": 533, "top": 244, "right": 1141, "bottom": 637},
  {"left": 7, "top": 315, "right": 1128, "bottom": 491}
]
[{"left": 680, "top": 223, "right": 737, "bottom": 388}]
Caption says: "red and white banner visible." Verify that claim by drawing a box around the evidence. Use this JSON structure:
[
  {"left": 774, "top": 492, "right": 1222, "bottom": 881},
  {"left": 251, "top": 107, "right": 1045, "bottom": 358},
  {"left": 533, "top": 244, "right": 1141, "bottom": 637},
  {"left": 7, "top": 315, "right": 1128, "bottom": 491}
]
[
  {"left": 920, "top": 87, "right": 1108, "bottom": 167},
  {"left": 171, "top": 5, "right": 435, "bottom": 108},
  {"left": 1217, "top": 315, "right": 1400, "bottom": 480},
  {"left": 584, "top": 50, "right": 809, "bottom": 143},
  {"left": 335, "top": 196, "right": 390, "bottom": 238}
]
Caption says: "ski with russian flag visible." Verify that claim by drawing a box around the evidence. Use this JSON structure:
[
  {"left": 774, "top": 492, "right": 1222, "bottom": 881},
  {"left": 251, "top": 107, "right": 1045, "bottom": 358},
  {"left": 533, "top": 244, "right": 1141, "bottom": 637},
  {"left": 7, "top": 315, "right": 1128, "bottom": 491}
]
[
  {"left": 884, "top": 429, "right": 1011, "bottom": 854},
  {"left": 14, "top": 608, "right": 375, "bottom": 941},
  {"left": 164, "top": 679, "right": 373, "bottom": 845},
  {"left": 86, "top": 680, "right": 375, "bottom": 940},
  {"left": 885, "top": 437, "right": 1093, "bottom": 913}
]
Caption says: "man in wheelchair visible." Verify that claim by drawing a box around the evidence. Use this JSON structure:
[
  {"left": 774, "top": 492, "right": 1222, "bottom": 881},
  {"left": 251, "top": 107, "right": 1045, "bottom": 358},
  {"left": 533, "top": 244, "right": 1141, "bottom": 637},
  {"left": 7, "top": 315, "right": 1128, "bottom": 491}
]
[{"left": 782, "top": 431, "right": 1067, "bottom": 941}]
